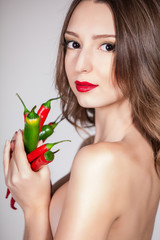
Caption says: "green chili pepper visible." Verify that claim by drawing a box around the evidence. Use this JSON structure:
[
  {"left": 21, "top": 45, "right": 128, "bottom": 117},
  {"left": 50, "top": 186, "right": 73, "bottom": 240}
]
[
  {"left": 38, "top": 122, "right": 57, "bottom": 142},
  {"left": 39, "top": 116, "right": 64, "bottom": 142},
  {"left": 23, "top": 106, "right": 40, "bottom": 154}
]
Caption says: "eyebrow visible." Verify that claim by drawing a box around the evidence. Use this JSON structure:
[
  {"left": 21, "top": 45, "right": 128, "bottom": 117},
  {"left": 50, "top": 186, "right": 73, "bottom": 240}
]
[{"left": 65, "top": 30, "right": 116, "bottom": 39}]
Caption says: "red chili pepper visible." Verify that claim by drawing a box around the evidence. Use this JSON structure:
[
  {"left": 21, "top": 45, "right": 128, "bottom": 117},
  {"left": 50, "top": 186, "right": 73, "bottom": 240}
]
[
  {"left": 31, "top": 149, "right": 59, "bottom": 171},
  {"left": 10, "top": 197, "right": 17, "bottom": 210},
  {"left": 5, "top": 188, "right": 10, "bottom": 199},
  {"left": 37, "top": 97, "right": 60, "bottom": 131},
  {"left": 16, "top": 93, "right": 30, "bottom": 120},
  {"left": 27, "top": 140, "right": 69, "bottom": 163},
  {"left": 5, "top": 189, "right": 17, "bottom": 210}
]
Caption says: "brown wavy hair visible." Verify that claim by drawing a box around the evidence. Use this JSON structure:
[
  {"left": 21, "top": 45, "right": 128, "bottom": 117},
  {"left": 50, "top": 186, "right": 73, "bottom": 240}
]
[{"left": 55, "top": 0, "right": 160, "bottom": 167}]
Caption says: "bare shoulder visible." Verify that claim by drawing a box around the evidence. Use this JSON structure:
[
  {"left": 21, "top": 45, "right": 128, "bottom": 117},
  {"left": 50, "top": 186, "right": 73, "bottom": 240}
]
[
  {"left": 75, "top": 140, "right": 132, "bottom": 162},
  {"left": 71, "top": 141, "right": 159, "bottom": 203},
  {"left": 53, "top": 142, "right": 132, "bottom": 238},
  {"left": 72, "top": 141, "right": 135, "bottom": 180},
  {"left": 53, "top": 142, "right": 157, "bottom": 239},
  {"left": 71, "top": 140, "right": 156, "bottom": 203},
  {"left": 70, "top": 142, "right": 137, "bottom": 211}
]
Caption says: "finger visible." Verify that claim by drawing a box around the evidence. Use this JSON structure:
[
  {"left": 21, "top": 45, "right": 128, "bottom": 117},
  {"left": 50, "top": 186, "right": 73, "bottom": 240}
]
[
  {"left": 3, "top": 140, "right": 11, "bottom": 178},
  {"left": 11, "top": 140, "right": 16, "bottom": 153},
  {"left": 10, "top": 131, "right": 18, "bottom": 155},
  {"left": 38, "top": 164, "right": 51, "bottom": 180},
  {"left": 11, "top": 131, "right": 18, "bottom": 143},
  {"left": 14, "top": 130, "right": 31, "bottom": 172},
  {"left": 9, "top": 149, "right": 20, "bottom": 177},
  {"left": 37, "top": 140, "right": 43, "bottom": 148}
]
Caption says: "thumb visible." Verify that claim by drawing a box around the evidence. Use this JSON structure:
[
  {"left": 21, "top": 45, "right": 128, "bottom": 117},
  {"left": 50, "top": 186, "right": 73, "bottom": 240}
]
[{"left": 14, "top": 130, "right": 31, "bottom": 171}]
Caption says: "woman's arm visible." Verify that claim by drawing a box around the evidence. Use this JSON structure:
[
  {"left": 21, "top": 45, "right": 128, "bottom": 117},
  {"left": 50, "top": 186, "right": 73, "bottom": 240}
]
[
  {"left": 3, "top": 130, "right": 53, "bottom": 240},
  {"left": 23, "top": 207, "right": 52, "bottom": 240}
]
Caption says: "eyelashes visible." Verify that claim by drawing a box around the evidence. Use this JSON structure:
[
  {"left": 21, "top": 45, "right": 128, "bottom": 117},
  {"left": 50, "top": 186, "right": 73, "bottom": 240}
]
[
  {"left": 64, "top": 40, "right": 80, "bottom": 49},
  {"left": 100, "top": 43, "right": 115, "bottom": 52},
  {"left": 62, "top": 39, "right": 116, "bottom": 52},
  {"left": 62, "top": 40, "right": 80, "bottom": 49}
]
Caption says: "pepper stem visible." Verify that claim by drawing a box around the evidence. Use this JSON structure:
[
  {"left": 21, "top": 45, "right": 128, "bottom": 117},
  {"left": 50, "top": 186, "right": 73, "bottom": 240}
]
[
  {"left": 46, "top": 140, "right": 71, "bottom": 150},
  {"left": 27, "top": 105, "right": 37, "bottom": 119},
  {"left": 53, "top": 149, "right": 60, "bottom": 154},
  {"left": 16, "top": 93, "right": 29, "bottom": 115},
  {"left": 43, "top": 96, "right": 61, "bottom": 109},
  {"left": 54, "top": 114, "right": 64, "bottom": 123},
  {"left": 48, "top": 115, "right": 65, "bottom": 129}
]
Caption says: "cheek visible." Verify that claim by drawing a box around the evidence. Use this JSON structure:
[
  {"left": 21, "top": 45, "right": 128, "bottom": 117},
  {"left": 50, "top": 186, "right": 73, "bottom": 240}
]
[
  {"left": 95, "top": 53, "right": 115, "bottom": 80},
  {"left": 65, "top": 54, "right": 73, "bottom": 80},
  {"left": 65, "top": 54, "right": 76, "bottom": 93},
  {"left": 96, "top": 56, "right": 121, "bottom": 97}
]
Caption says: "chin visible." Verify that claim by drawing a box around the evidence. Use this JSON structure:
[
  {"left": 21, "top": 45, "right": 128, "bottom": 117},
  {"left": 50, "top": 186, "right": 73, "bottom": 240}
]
[{"left": 76, "top": 95, "right": 99, "bottom": 109}]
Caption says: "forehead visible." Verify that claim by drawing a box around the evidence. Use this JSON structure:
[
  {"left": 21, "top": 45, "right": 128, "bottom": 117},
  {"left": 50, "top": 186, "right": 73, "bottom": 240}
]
[{"left": 67, "top": 0, "right": 115, "bottom": 35}]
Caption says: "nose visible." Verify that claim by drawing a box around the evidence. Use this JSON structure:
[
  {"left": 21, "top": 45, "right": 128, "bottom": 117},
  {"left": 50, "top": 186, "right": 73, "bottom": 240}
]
[{"left": 75, "top": 48, "right": 93, "bottom": 73}]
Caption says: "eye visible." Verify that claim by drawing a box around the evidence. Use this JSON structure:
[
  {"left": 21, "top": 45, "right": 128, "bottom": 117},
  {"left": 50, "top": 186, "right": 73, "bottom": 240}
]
[
  {"left": 65, "top": 41, "right": 80, "bottom": 49},
  {"left": 100, "top": 43, "right": 115, "bottom": 52}
]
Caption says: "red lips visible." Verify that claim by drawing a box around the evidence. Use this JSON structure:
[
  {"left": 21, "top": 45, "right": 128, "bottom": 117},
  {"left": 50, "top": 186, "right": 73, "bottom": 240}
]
[{"left": 75, "top": 81, "right": 98, "bottom": 92}]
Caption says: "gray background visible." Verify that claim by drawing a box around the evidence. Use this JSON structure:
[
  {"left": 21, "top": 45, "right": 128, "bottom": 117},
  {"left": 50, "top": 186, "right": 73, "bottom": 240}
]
[{"left": 0, "top": 0, "right": 159, "bottom": 239}]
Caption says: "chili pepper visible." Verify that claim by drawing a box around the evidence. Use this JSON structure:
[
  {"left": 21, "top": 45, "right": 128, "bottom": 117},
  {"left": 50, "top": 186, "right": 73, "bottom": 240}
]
[
  {"left": 5, "top": 188, "right": 10, "bottom": 199},
  {"left": 49, "top": 114, "right": 64, "bottom": 125},
  {"left": 37, "top": 97, "right": 60, "bottom": 131},
  {"left": 39, "top": 116, "right": 64, "bottom": 142},
  {"left": 10, "top": 197, "right": 17, "bottom": 210},
  {"left": 16, "top": 93, "right": 30, "bottom": 120},
  {"left": 31, "top": 149, "right": 59, "bottom": 171},
  {"left": 5, "top": 189, "right": 17, "bottom": 210},
  {"left": 39, "top": 123, "right": 57, "bottom": 142},
  {"left": 23, "top": 106, "right": 40, "bottom": 154},
  {"left": 48, "top": 121, "right": 58, "bottom": 128},
  {"left": 27, "top": 140, "right": 70, "bottom": 163}
]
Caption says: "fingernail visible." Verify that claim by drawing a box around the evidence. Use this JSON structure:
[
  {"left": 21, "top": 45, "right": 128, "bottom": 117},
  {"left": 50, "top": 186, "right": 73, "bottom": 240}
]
[{"left": 18, "top": 129, "right": 21, "bottom": 135}]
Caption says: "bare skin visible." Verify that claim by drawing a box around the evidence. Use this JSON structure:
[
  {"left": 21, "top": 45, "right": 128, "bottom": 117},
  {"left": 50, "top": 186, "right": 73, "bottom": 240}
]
[
  {"left": 50, "top": 127, "right": 160, "bottom": 240},
  {"left": 3, "top": 1, "right": 160, "bottom": 240}
]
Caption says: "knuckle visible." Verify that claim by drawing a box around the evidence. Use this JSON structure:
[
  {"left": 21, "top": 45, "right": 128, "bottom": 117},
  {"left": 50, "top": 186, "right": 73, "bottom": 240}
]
[
  {"left": 20, "top": 171, "right": 31, "bottom": 181},
  {"left": 20, "top": 174, "right": 28, "bottom": 181},
  {"left": 11, "top": 175, "right": 19, "bottom": 187},
  {"left": 6, "top": 177, "right": 12, "bottom": 189}
]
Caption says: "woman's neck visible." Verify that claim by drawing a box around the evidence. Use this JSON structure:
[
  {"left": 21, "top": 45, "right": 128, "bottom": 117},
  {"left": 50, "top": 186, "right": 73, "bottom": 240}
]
[{"left": 94, "top": 98, "right": 133, "bottom": 143}]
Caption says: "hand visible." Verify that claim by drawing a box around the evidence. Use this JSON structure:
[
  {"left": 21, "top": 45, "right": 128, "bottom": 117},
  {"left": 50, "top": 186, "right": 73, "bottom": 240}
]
[{"left": 3, "top": 130, "right": 51, "bottom": 214}]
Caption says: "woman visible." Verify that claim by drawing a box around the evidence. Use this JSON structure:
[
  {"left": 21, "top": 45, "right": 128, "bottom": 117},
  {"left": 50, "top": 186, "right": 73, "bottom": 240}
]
[{"left": 3, "top": 0, "right": 160, "bottom": 239}]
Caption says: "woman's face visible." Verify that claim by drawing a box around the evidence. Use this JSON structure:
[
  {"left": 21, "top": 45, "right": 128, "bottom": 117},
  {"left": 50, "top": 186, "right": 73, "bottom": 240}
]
[{"left": 65, "top": 0, "right": 123, "bottom": 109}]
